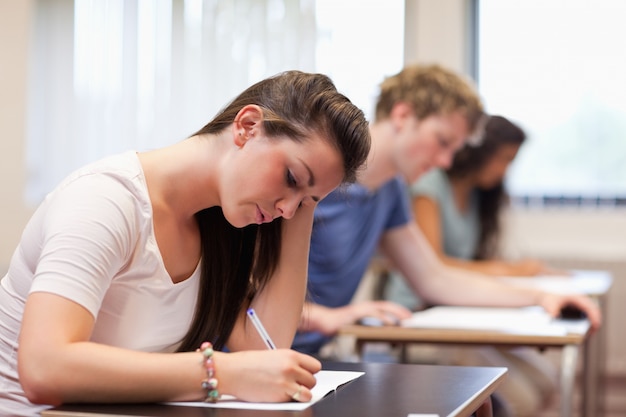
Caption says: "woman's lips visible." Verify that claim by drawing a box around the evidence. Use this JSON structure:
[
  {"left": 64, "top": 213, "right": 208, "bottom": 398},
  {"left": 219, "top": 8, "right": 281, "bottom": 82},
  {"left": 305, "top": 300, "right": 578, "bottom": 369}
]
[{"left": 256, "top": 205, "right": 273, "bottom": 224}]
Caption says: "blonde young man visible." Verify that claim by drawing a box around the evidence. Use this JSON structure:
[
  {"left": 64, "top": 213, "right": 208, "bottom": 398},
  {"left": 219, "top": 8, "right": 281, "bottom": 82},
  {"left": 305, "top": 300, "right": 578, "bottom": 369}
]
[{"left": 294, "top": 64, "right": 600, "bottom": 358}]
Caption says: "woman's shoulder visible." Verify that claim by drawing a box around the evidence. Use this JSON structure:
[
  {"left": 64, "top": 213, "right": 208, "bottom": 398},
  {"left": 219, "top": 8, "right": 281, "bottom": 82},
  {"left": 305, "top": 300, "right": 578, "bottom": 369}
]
[
  {"left": 64, "top": 151, "right": 142, "bottom": 183},
  {"left": 39, "top": 151, "right": 153, "bottom": 237},
  {"left": 409, "top": 169, "right": 449, "bottom": 199},
  {"left": 50, "top": 151, "right": 147, "bottom": 203}
]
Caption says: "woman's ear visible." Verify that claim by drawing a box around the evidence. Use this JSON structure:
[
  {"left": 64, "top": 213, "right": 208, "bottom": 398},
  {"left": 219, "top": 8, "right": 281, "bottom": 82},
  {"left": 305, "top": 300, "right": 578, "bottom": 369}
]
[{"left": 233, "top": 105, "right": 264, "bottom": 147}]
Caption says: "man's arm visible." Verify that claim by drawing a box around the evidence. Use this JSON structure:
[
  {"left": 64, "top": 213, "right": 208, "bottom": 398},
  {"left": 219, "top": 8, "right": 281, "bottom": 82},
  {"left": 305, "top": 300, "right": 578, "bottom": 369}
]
[
  {"left": 414, "top": 195, "right": 553, "bottom": 276},
  {"left": 379, "top": 222, "right": 602, "bottom": 329}
]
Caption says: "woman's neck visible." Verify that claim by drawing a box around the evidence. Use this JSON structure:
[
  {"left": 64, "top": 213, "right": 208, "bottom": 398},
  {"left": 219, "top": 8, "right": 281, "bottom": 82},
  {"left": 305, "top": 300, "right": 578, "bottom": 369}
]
[{"left": 138, "top": 135, "right": 223, "bottom": 220}]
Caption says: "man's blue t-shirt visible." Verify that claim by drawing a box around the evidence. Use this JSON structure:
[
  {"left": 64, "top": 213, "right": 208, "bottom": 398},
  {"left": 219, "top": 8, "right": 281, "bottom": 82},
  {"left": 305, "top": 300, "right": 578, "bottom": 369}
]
[
  {"left": 292, "top": 176, "right": 412, "bottom": 354},
  {"left": 384, "top": 169, "right": 480, "bottom": 310}
]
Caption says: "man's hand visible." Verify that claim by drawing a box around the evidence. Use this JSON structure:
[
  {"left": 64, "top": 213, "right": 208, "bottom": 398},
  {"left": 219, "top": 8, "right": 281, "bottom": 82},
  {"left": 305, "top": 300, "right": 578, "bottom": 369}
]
[
  {"left": 301, "top": 301, "right": 412, "bottom": 335},
  {"left": 537, "top": 292, "right": 602, "bottom": 331}
]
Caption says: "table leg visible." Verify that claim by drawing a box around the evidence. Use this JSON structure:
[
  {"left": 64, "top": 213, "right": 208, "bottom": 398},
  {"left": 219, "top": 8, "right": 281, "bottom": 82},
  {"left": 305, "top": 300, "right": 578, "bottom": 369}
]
[
  {"left": 583, "top": 295, "right": 608, "bottom": 417},
  {"left": 582, "top": 327, "right": 595, "bottom": 417},
  {"left": 399, "top": 343, "right": 408, "bottom": 363},
  {"left": 354, "top": 340, "right": 365, "bottom": 361},
  {"left": 473, "top": 397, "right": 493, "bottom": 417},
  {"left": 561, "top": 344, "right": 579, "bottom": 417}
]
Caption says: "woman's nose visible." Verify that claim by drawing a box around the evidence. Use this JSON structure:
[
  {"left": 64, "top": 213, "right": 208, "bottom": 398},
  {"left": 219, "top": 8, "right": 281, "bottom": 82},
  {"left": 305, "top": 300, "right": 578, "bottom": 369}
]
[{"left": 276, "top": 195, "right": 300, "bottom": 219}]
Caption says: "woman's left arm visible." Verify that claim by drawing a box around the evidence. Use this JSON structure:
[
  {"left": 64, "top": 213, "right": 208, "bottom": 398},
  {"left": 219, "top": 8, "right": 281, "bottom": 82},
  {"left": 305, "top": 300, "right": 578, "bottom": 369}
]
[{"left": 228, "top": 205, "right": 316, "bottom": 350}]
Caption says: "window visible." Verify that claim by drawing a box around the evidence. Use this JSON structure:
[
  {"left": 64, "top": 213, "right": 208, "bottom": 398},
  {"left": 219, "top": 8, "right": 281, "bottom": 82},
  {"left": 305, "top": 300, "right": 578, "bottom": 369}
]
[
  {"left": 477, "top": 0, "right": 626, "bottom": 205},
  {"left": 26, "top": 0, "right": 403, "bottom": 204}
]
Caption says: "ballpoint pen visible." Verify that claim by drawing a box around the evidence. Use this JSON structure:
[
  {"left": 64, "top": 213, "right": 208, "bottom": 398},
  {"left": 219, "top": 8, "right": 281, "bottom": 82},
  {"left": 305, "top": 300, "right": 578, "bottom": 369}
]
[{"left": 246, "top": 308, "right": 277, "bottom": 350}]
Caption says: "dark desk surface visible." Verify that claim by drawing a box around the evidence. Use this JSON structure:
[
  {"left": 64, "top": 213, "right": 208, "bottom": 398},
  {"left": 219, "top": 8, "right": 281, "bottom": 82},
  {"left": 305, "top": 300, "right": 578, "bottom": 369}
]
[{"left": 42, "top": 362, "right": 506, "bottom": 417}]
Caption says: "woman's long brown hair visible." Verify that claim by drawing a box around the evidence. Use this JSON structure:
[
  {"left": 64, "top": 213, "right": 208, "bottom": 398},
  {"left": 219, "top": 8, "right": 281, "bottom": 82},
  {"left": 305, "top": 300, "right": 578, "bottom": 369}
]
[
  {"left": 177, "top": 71, "right": 370, "bottom": 352},
  {"left": 446, "top": 115, "right": 526, "bottom": 261}
]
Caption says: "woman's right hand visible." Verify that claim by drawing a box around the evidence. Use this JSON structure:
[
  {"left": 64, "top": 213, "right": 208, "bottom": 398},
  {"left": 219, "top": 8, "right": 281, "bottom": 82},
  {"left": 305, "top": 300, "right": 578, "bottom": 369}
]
[{"left": 215, "top": 349, "right": 321, "bottom": 403}]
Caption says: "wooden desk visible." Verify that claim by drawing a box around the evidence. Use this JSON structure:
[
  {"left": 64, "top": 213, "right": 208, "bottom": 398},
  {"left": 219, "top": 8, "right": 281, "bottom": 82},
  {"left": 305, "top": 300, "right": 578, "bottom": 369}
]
[
  {"left": 42, "top": 361, "right": 506, "bottom": 417},
  {"left": 341, "top": 315, "right": 590, "bottom": 417}
]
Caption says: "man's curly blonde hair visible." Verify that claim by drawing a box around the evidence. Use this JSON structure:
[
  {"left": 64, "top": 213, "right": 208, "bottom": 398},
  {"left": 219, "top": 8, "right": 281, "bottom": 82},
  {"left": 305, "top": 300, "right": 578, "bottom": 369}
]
[{"left": 374, "top": 64, "right": 485, "bottom": 135}]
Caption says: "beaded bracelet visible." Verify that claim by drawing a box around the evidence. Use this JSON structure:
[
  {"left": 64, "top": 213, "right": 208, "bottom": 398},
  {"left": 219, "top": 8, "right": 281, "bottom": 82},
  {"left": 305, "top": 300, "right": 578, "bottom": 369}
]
[{"left": 196, "top": 341, "right": 219, "bottom": 402}]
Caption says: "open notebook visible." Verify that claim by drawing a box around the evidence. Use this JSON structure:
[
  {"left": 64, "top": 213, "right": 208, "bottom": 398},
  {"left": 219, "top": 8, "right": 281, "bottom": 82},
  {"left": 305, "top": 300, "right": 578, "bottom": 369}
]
[{"left": 166, "top": 369, "right": 364, "bottom": 411}]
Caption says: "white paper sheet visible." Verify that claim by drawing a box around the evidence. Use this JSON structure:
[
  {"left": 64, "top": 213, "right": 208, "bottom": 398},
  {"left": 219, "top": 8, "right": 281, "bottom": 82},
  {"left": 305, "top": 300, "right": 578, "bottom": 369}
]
[
  {"left": 500, "top": 269, "right": 612, "bottom": 295},
  {"left": 166, "top": 370, "right": 364, "bottom": 410},
  {"left": 401, "top": 306, "right": 588, "bottom": 336}
]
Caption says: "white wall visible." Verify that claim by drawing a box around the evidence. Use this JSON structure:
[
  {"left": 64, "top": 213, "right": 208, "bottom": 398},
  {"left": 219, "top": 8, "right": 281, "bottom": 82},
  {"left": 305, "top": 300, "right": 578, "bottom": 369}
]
[
  {"left": 0, "top": 0, "right": 35, "bottom": 273},
  {"left": 404, "top": 0, "right": 471, "bottom": 73}
]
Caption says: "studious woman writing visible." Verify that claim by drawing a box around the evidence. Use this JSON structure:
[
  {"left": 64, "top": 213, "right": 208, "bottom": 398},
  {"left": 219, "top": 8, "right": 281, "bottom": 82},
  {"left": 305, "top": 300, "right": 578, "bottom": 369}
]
[{"left": 0, "top": 71, "right": 371, "bottom": 416}]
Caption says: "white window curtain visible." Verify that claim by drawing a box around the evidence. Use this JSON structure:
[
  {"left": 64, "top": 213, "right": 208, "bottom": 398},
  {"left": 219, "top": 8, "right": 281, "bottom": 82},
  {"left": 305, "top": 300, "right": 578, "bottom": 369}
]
[{"left": 26, "top": 0, "right": 317, "bottom": 203}]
